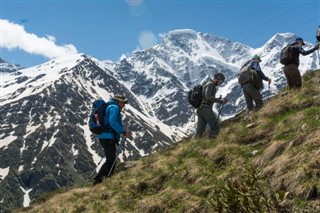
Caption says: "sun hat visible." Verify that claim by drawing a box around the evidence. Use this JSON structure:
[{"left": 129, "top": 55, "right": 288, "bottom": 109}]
[{"left": 112, "top": 95, "right": 128, "bottom": 104}]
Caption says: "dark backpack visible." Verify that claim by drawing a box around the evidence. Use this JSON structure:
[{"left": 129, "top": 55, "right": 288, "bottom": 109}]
[
  {"left": 88, "top": 99, "right": 111, "bottom": 134},
  {"left": 188, "top": 84, "right": 204, "bottom": 109},
  {"left": 238, "top": 60, "right": 263, "bottom": 90},
  {"left": 280, "top": 44, "right": 294, "bottom": 65},
  {"left": 250, "top": 69, "right": 263, "bottom": 90},
  {"left": 238, "top": 60, "right": 252, "bottom": 85}
]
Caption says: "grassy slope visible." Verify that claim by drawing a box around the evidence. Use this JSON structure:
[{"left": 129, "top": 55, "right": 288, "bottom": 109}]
[{"left": 17, "top": 70, "right": 320, "bottom": 213}]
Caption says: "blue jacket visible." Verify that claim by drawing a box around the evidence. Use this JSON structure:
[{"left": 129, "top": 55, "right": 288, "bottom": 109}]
[{"left": 97, "top": 100, "right": 126, "bottom": 143}]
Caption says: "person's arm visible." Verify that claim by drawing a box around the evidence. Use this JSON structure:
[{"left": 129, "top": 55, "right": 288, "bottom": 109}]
[
  {"left": 299, "top": 44, "right": 319, "bottom": 56},
  {"left": 204, "top": 83, "right": 223, "bottom": 104},
  {"left": 251, "top": 61, "right": 269, "bottom": 82},
  {"left": 108, "top": 106, "right": 126, "bottom": 134}
]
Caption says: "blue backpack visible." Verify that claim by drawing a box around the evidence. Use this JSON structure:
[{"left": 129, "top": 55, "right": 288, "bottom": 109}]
[{"left": 88, "top": 99, "right": 112, "bottom": 134}]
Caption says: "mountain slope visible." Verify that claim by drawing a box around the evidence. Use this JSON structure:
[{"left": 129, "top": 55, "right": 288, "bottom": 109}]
[{"left": 18, "top": 69, "right": 320, "bottom": 213}]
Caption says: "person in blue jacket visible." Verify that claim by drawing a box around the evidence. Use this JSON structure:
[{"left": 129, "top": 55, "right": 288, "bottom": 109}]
[{"left": 93, "top": 95, "right": 132, "bottom": 185}]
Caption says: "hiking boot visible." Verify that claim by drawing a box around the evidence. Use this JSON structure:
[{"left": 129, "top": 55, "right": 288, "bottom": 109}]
[{"left": 92, "top": 176, "right": 103, "bottom": 186}]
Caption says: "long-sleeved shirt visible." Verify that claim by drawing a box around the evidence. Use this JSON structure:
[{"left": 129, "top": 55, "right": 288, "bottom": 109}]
[
  {"left": 289, "top": 43, "right": 317, "bottom": 67},
  {"left": 97, "top": 100, "right": 126, "bottom": 143},
  {"left": 250, "top": 60, "right": 269, "bottom": 82},
  {"left": 201, "top": 80, "right": 221, "bottom": 106}
]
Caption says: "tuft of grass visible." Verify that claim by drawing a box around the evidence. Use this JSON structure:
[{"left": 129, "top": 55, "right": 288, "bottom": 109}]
[{"left": 207, "top": 166, "right": 290, "bottom": 213}]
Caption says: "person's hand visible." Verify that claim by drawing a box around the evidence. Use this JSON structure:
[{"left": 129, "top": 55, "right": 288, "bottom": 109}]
[
  {"left": 220, "top": 98, "right": 228, "bottom": 105},
  {"left": 125, "top": 130, "right": 132, "bottom": 139},
  {"left": 118, "top": 137, "right": 126, "bottom": 153}
]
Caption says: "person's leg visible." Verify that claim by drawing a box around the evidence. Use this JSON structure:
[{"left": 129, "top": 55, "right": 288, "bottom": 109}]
[
  {"left": 243, "top": 84, "right": 254, "bottom": 111},
  {"left": 284, "top": 66, "right": 292, "bottom": 89},
  {"left": 285, "top": 64, "right": 301, "bottom": 89},
  {"left": 204, "top": 107, "right": 219, "bottom": 138},
  {"left": 290, "top": 65, "right": 302, "bottom": 89},
  {"left": 93, "top": 139, "right": 117, "bottom": 184},
  {"left": 193, "top": 108, "right": 207, "bottom": 138},
  {"left": 250, "top": 88, "right": 263, "bottom": 110}
]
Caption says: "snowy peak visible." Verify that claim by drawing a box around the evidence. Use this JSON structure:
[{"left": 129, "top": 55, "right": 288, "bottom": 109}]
[
  {"left": 0, "top": 57, "right": 23, "bottom": 73},
  {"left": 0, "top": 53, "right": 93, "bottom": 106}
]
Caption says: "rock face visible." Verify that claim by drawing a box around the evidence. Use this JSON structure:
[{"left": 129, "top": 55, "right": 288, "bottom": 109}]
[{"left": 0, "top": 30, "right": 319, "bottom": 212}]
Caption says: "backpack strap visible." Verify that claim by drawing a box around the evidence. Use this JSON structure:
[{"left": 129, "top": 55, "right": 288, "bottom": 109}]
[
  {"left": 101, "top": 103, "right": 117, "bottom": 134},
  {"left": 201, "top": 80, "right": 216, "bottom": 106}
]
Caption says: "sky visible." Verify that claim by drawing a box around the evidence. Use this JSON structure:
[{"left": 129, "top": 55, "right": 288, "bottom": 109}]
[{"left": 0, "top": 0, "right": 319, "bottom": 68}]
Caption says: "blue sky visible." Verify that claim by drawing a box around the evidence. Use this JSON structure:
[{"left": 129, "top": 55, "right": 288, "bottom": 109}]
[{"left": 1, "top": 0, "right": 319, "bottom": 68}]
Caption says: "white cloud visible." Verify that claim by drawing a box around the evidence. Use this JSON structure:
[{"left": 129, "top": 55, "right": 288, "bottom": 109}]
[{"left": 0, "top": 19, "right": 77, "bottom": 59}]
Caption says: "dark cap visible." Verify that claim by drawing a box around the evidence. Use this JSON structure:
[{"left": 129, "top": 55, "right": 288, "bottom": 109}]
[
  {"left": 295, "top": 37, "right": 305, "bottom": 45},
  {"left": 213, "top": 72, "right": 225, "bottom": 83},
  {"left": 112, "top": 95, "right": 128, "bottom": 104}
]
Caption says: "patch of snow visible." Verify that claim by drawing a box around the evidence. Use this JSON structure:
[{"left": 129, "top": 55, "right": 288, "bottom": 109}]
[{"left": 0, "top": 166, "right": 10, "bottom": 181}]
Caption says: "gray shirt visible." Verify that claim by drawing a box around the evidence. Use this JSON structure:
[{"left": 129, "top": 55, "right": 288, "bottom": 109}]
[{"left": 201, "top": 80, "right": 221, "bottom": 106}]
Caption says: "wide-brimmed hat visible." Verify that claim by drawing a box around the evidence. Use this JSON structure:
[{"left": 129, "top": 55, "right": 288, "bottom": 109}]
[{"left": 112, "top": 95, "right": 128, "bottom": 104}]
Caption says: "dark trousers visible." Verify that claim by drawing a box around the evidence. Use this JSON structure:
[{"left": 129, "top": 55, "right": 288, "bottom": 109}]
[
  {"left": 243, "top": 82, "right": 263, "bottom": 111},
  {"left": 94, "top": 139, "right": 117, "bottom": 182},
  {"left": 193, "top": 105, "right": 219, "bottom": 138},
  {"left": 284, "top": 64, "right": 302, "bottom": 89}
]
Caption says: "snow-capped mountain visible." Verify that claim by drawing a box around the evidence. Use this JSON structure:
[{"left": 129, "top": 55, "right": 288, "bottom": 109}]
[
  {"left": 0, "top": 29, "right": 319, "bottom": 211},
  {"left": 0, "top": 58, "right": 23, "bottom": 73}
]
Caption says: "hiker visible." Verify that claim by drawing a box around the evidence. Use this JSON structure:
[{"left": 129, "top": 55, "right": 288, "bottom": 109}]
[
  {"left": 283, "top": 37, "right": 319, "bottom": 89},
  {"left": 241, "top": 55, "right": 271, "bottom": 112},
  {"left": 193, "top": 72, "right": 227, "bottom": 139},
  {"left": 93, "top": 95, "right": 132, "bottom": 185}
]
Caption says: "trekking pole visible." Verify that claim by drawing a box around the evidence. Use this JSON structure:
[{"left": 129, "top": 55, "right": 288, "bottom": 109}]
[
  {"left": 267, "top": 82, "right": 270, "bottom": 100},
  {"left": 316, "top": 26, "right": 320, "bottom": 65},
  {"left": 107, "top": 137, "right": 126, "bottom": 177},
  {"left": 107, "top": 158, "right": 117, "bottom": 177},
  {"left": 83, "top": 157, "right": 104, "bottom": 188},
  {"left": 213, "top": 103, "right": 224, "bottom": 130},
  {"left": 217, "top": 104, "right": 224, "bottom": 120}
]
